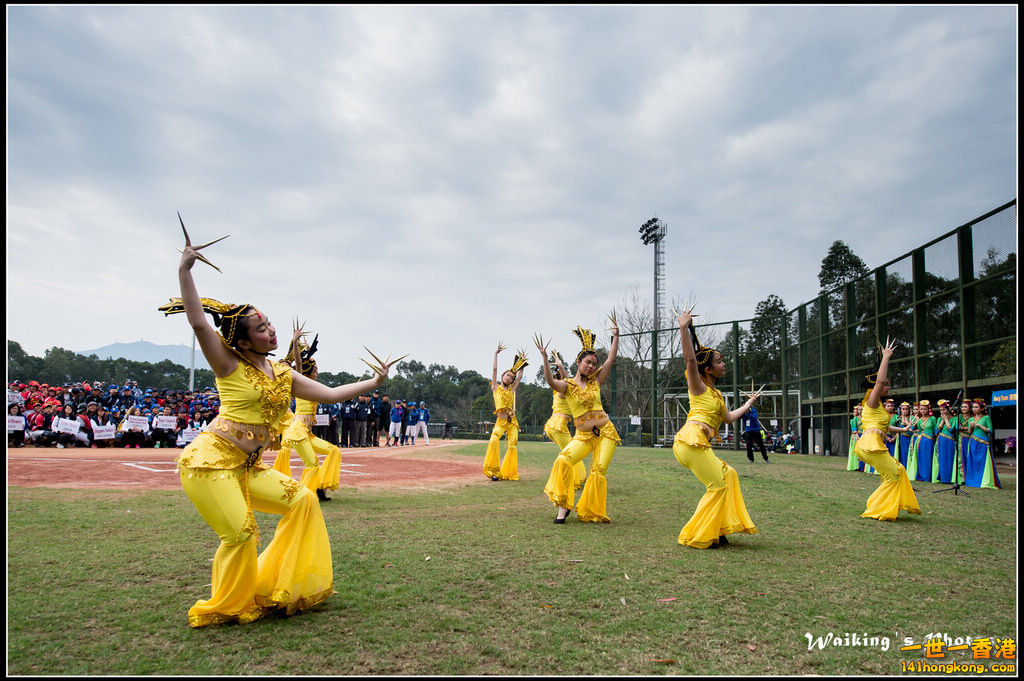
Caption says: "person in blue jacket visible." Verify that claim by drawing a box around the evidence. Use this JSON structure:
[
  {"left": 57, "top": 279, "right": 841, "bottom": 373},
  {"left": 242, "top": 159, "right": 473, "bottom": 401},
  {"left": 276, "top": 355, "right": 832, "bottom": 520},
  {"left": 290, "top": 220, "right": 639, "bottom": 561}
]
[
  {"left": 387, "top": 400, "right": 404, "bottom": 447},
  {"left": 405, "top": 400, "right": 420, "bottom": 445},
  {"left": 742, "top": 406, "right": 770, "bottom": 463},
  {"left": 416, "top": 401, "right": 431, "bottom": 445}
]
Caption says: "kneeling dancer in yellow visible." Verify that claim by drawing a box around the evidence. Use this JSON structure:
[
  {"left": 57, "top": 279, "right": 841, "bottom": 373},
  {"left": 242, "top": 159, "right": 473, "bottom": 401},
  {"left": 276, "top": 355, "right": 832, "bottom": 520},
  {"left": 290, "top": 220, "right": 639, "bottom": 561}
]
[
  {"left": 161, "top": 216, "right": 400, "bottom": 627},
  {"left": 535, "top": 316, "right": 620, "bottom": 524},
  {"left": 482, "top": 343, "right": 527, "bottom": 481},
  {"left": 273, "top": 324, "right": 342, "bottom": 502},
  {"left": 854, "top": 337, "right": 921, "bottom": 521},
  {"left": 673, "top": 309, "right": 758, "bottom": 548},
  {"left": 542, "top": 351, "right": 587, "bottom": 489}
]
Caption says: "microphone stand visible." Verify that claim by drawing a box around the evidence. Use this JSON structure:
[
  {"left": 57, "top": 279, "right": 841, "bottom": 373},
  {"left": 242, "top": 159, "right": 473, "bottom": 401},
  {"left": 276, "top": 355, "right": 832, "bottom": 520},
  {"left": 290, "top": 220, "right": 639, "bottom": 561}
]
[{"left": 933, "top": 390, "right": 969, "bottom": 496}]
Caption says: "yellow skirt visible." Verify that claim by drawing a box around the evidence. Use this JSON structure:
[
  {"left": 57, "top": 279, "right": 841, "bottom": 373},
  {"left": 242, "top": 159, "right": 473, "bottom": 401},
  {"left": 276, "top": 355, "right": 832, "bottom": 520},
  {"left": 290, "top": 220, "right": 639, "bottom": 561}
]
[
  {"left": 673, "top": 440, "right": 758, "bottom": 548},
  {"left": 855, "top": 446, "right": 921, "bottom": 521},
  {"left": 178, "top": 436, "right": 333, "bottom": 627},
  {"left": 543, "top": 422, "right": 619, "bottom": 522}
]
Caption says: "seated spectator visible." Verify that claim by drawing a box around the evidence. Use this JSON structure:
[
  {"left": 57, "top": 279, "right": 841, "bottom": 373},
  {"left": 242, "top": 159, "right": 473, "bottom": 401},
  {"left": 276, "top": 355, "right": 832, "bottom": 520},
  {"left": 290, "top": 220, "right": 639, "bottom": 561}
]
[
  {"left": 8, "top": 403, "right": 27, "bottom": 448},
  {"left": 26, "top": 400, "right": 57, "bottom": 447},
  {"left": 8, "top": 383, "right": 26, "bottom": 409},
  {"left": 119, "top": 406, "right": 149, "bottom": 448},
  {"left": 90, "top": 404, "right": 115, "bottom": 448},
  {"left": 75, "top": 403, "right": 93, "bottom": 447},
  {"left": 54, "top": 404, "right": 82, "bottom": 448},
  {"left": 151, "top": 405, "right": 178, "bottom": 449}
]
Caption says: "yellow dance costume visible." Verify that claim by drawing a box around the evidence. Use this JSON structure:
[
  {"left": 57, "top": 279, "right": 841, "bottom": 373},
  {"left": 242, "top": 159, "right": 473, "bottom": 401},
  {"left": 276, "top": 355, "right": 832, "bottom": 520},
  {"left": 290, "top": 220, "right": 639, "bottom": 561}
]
[
  {"left": 483, "top": 385, "right": 520, "bottom": 480},
  {"left": 543, "top": 390, "right": 587, "bottom": 489},
  {"left": 854, "top": 402, "right": 921, "bottom": 521},
  {"left": 176, "top": 360, "right": 333, "bottom": 627},
  {"left": 273, "top": 397, "right": 341, "bottom": 493},
  {"left": 543, "top": 378, "right": 620, "bottom": 522},
  {"left": 672, "top": 385, "right": 757, "bottom": 548}
]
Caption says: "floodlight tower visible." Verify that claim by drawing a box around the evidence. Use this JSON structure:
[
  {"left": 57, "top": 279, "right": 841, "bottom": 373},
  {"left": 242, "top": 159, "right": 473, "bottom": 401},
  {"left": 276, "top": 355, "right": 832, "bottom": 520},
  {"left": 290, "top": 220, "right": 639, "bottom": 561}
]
[{"left": 639, "top": 217, "right": 667, "bottom": 445}]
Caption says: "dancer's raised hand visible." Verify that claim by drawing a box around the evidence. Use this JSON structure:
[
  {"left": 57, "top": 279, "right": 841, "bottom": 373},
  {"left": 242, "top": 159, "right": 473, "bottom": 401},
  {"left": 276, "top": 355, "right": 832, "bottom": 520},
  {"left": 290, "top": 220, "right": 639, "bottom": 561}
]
[{"left": 176, "top": 212, "right": 229, "bottom": 272}]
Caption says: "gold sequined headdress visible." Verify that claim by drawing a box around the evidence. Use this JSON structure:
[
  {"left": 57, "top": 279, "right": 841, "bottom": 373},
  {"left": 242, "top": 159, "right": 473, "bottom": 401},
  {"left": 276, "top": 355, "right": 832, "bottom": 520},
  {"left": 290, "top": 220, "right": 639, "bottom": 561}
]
[
  {"left": 573, "top": 326, "right": 598, "bottom": 364},
  {"left": 507, "top": 349, "right": 529, "bottom": 376},
  {"left": 158, "top": 297, "right": 258, "bottom": 349},
  {"left": 285, "top": 334, "right": 319, "bottom": 376}
]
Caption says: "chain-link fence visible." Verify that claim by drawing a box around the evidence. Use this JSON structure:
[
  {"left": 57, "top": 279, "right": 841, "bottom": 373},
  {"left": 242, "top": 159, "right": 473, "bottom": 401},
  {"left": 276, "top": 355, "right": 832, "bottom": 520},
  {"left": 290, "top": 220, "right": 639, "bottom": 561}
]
[{"left": 607, "top": 200, "right": 1017, "bottom": 455}]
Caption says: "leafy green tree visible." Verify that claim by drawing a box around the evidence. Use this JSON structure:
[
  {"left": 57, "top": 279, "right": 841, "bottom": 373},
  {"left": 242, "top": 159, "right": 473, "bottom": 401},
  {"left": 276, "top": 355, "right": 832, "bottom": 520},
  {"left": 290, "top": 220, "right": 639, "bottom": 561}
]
[
  {"left": 7, "top": 341, "right": 44, "bottom": 382},
  {"left": 990, "top": 340, "right": 1016, "bottom": 377},
  {"left": 817, "top": 241, "right": 870, "bottom": 333},
  {"left": 818, "top": 240, "right": 869, "bottom": 294},
  {"left": 743, "top": 294, "right": 787, "bottom": 385}
]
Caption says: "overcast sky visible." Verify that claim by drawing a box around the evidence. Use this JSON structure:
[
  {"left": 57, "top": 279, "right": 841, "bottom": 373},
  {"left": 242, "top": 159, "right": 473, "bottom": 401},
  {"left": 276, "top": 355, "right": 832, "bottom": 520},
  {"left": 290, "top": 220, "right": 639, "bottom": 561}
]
[{"left": 6, "top": 5, "right": 1017, "bottom": 381}]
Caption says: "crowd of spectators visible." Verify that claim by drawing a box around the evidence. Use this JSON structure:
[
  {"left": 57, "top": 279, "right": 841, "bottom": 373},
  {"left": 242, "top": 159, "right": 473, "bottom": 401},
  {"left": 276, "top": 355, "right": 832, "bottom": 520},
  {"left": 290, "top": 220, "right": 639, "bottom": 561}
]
[
  {"left": 7, "top": 379, "right": 221, "bottom": 449},
  {"left": 8, "top": 379, "right": 454, "bottom": 450}
]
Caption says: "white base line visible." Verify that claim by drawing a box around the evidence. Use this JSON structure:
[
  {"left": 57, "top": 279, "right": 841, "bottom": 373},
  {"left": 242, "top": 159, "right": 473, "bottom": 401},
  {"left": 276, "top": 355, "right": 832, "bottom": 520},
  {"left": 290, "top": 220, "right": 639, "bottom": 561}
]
[
  {"left": 12, "top": 457, "right": 376, "bottom": 476},
  {"left": 122, "top": 462, "right": 178, "bottom": 473},
  {"left": 118, "top": 461, "right": 375, "bottom": 475}
]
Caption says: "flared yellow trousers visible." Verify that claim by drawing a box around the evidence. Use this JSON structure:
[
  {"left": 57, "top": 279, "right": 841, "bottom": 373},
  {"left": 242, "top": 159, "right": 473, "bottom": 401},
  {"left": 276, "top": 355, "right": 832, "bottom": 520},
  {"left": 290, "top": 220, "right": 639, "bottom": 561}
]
[
  {"left": 273, "top": 436, "right": 342, "bottom": 492},
  {"left": 544, "top": 416, "right": 587, "bottom": 489},
  {"left": 483, "top": 417, "right": 519, "bottom": 480},
  {"left": 673, "top": 441, "right": 758, "bottom": 548},
  {"left": 855, "top": 448, "right": 921, "bottom": 521},
  {"left": 179, "top": 463, "right": 334, "bottom": 627},
  {"left": 543, "top": 433, "right": 617, "bottom": 522}
]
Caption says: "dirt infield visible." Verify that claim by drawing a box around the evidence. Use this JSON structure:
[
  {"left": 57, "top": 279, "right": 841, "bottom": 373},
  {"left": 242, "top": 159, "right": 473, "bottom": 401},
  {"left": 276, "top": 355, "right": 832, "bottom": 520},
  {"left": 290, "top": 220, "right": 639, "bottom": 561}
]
[{"left": 6, "top": 440, "right": 483, "bottom": 491}]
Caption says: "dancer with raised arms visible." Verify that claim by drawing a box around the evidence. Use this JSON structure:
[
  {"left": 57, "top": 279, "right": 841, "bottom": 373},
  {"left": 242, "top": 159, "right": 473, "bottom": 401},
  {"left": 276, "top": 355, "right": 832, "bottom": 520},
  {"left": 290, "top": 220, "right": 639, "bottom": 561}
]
[
  {"left": 542, "top": 351, "right": 587, "bottom": 490},
  {"left": 160, "top": 215, "right": 402, "bottom": 627},
  {"left": 852, "top": 338, "right": 921, "bottom": 521},
  {"left": 272, "top": 323, "right": 343, "bottom": 502},
  {"left": 671, "top": 307, "right": 759, "bottom": 549},
  {"left": 535, "top": 313, "right": 621, "bottom": 524},
  {"left": 482, "top": 343, "right": 528, "bottom": 481}
]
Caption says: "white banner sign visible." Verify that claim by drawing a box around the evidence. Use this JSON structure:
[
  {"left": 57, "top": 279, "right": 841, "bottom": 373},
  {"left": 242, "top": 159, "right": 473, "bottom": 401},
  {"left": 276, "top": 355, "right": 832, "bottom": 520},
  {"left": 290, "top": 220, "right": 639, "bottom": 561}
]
[
  {"left": 181, "top": 427, "right": 200, "bottom": 442},
  {"left": 630, "top": 415, "right": 642, "bottom": 426},
  {"left": 155, "top": 416, "right": 178, "bottom": 430},
  {"left": 93, "top": 424, "right": 116, "bottom": 440},
  {"left": 53, "top": 416, "right": 81, "bottom": 435},
  {"left": 126, "top": 415, "right": 150, "bottom": 430},
  {"left": 8, "top": 416, "right": 25, "bottom": 432},
  {"left": 315, "top": 414, "right": 329, "bottom": 426}
]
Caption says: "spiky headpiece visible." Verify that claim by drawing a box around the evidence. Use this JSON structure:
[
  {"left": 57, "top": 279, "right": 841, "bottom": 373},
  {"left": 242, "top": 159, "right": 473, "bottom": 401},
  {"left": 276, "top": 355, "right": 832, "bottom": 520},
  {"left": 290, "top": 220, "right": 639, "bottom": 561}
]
[
  {"left": 286, "top": 333, "right": 320, "bottom": 376},
  {"left": 507, "top": 349, "right": 529, "bottom": 376},
  {"left": 158, "top": 297, "right": 258, "bottom": 349},
  {"left": 573, "top": 326, "right": 598, "bottom": 364}
]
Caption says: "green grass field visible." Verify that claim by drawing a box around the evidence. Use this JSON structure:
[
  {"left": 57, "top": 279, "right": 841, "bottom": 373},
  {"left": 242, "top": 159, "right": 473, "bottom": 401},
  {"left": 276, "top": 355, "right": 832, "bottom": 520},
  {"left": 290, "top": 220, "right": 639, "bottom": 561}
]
[{"left": 7, "top": 442, "right": 1017, "bottom": 675}]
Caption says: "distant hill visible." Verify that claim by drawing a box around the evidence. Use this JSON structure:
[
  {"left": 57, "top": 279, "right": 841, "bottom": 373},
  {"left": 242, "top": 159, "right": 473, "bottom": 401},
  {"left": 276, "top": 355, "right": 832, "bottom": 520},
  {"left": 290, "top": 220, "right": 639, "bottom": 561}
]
[{"left": 77, "top": 341, "right": 211, "bottom": 371}]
